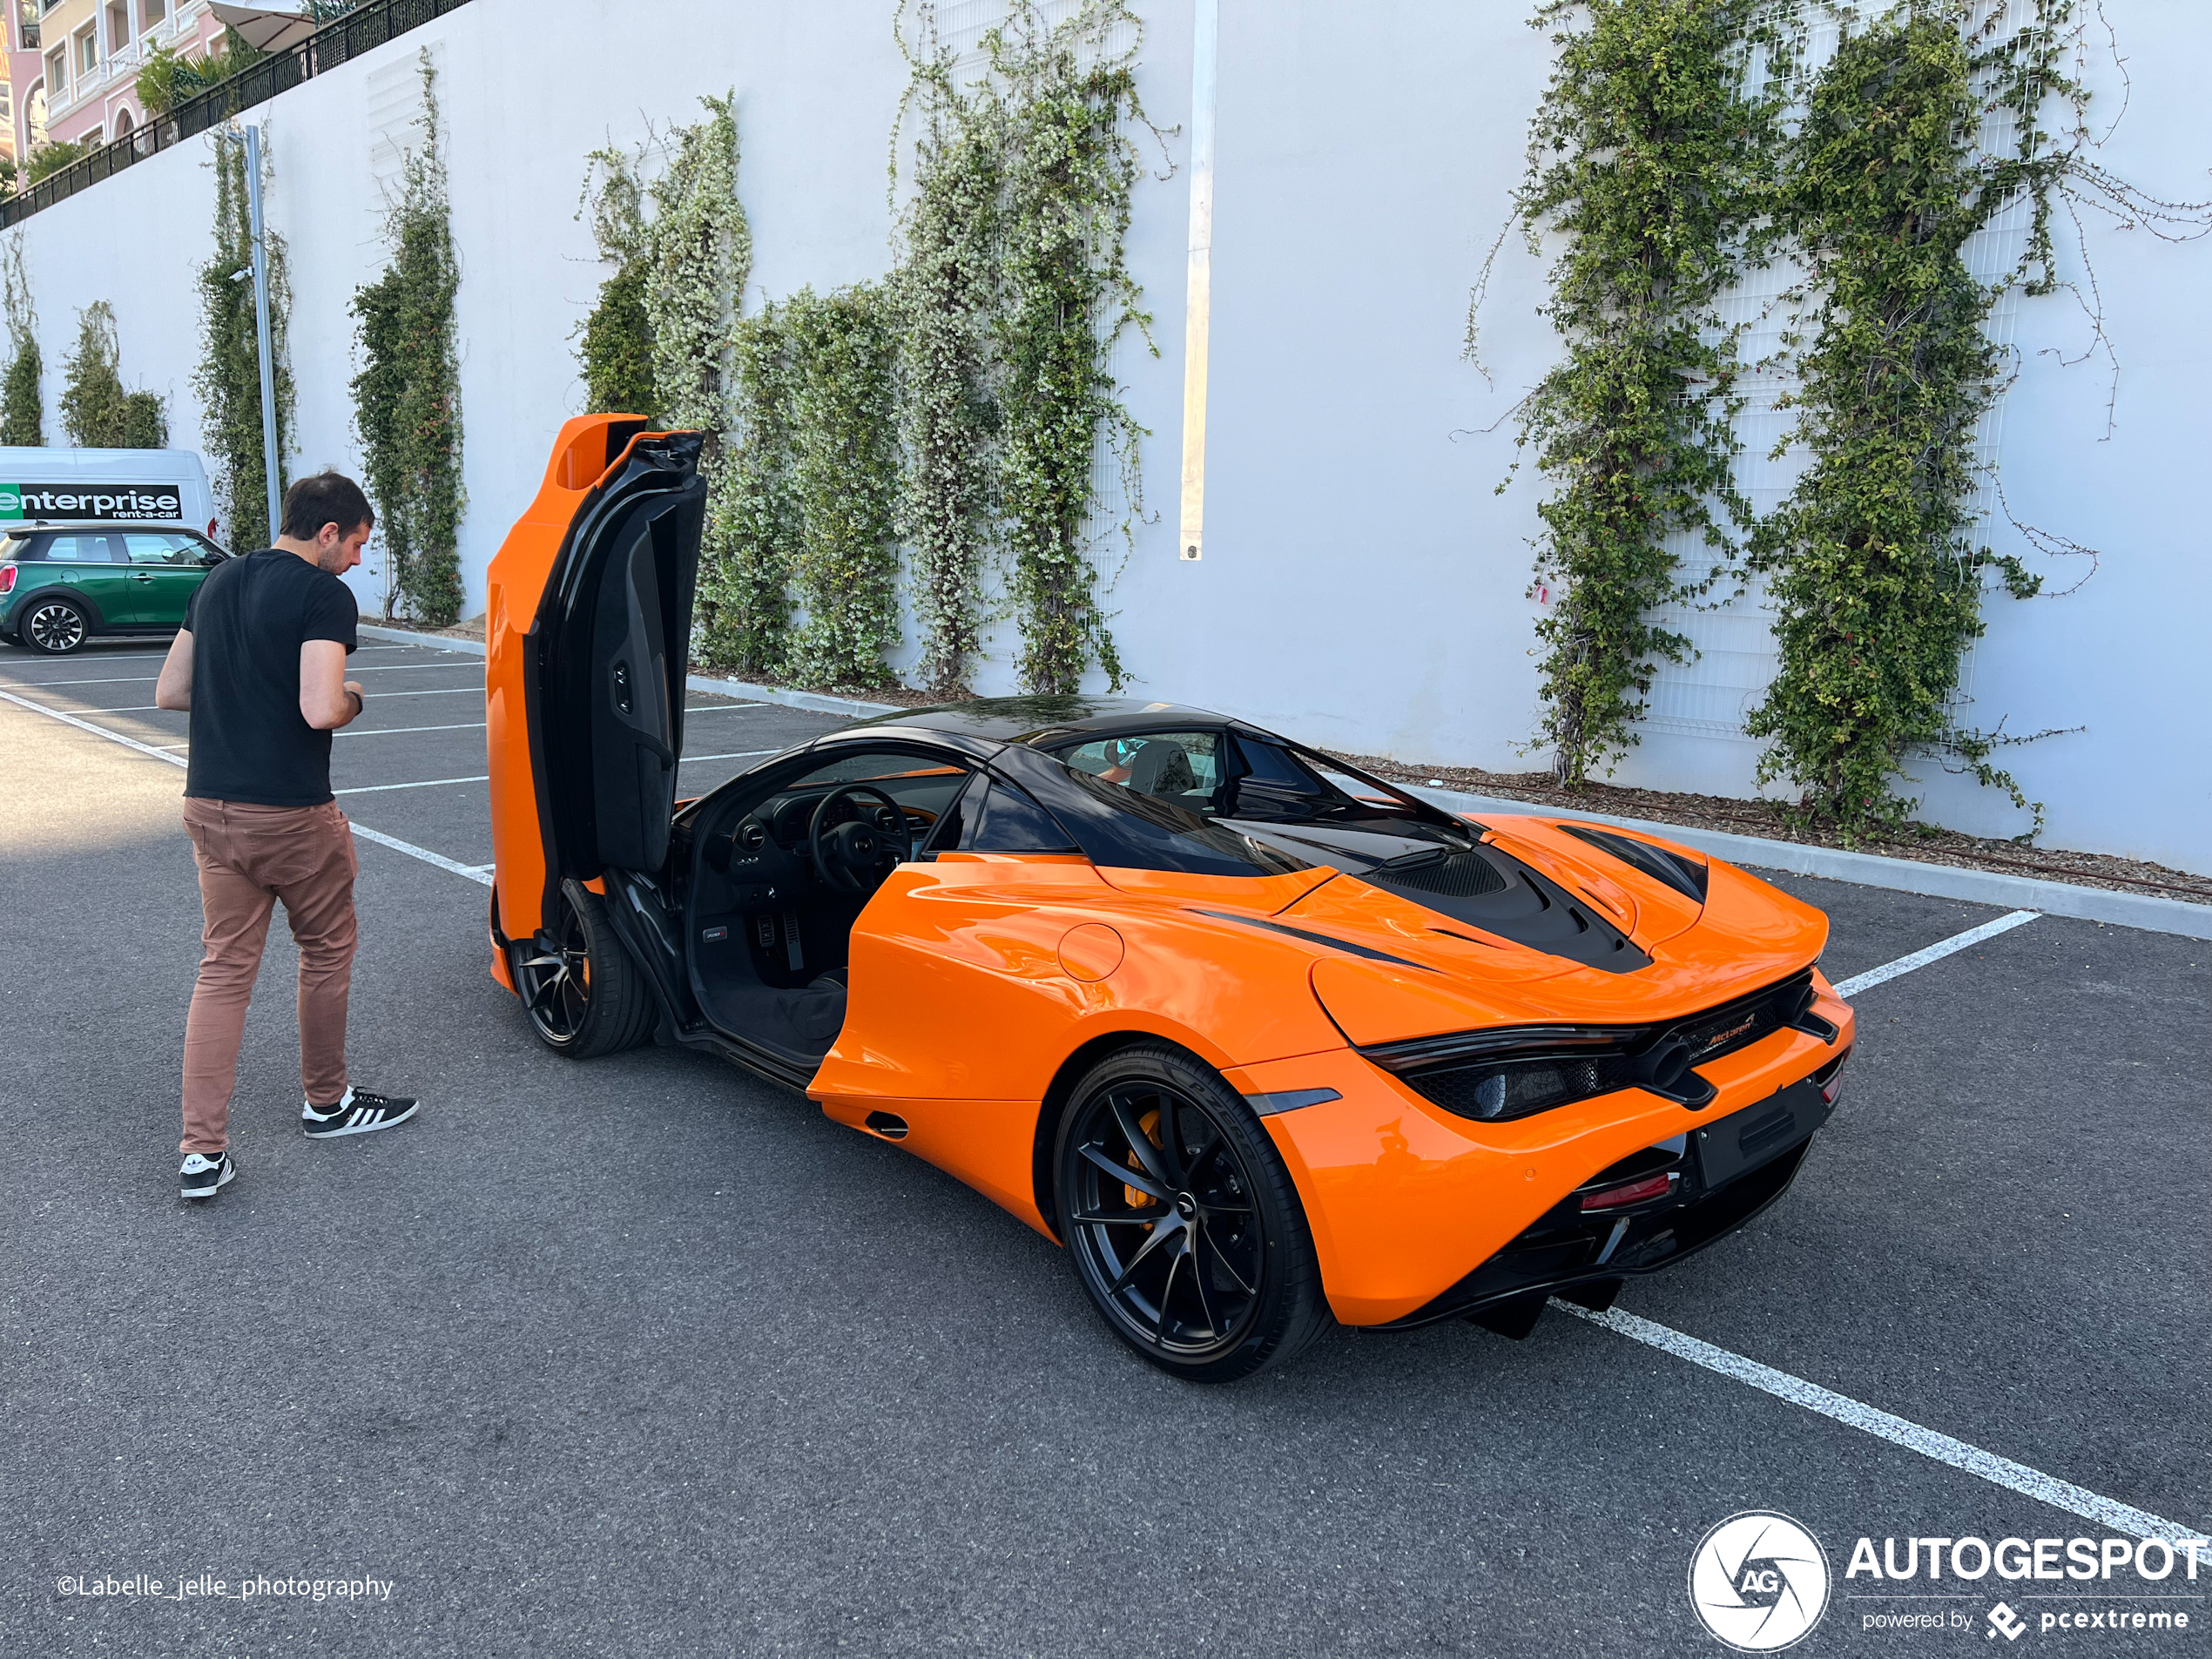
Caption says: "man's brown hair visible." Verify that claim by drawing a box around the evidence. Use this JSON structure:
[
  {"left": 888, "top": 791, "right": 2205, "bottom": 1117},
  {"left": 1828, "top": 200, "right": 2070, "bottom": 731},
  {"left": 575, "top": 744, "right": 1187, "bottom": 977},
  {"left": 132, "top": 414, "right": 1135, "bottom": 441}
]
[{"left": 279, "top": 470, "right": 375, "bottom": 543}]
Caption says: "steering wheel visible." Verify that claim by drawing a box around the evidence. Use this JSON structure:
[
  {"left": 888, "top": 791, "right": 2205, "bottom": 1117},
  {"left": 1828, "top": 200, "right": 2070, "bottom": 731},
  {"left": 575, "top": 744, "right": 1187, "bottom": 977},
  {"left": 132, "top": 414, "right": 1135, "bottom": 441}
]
[{"left": 806, "top": 785, "right": 909, "bottom": 895}]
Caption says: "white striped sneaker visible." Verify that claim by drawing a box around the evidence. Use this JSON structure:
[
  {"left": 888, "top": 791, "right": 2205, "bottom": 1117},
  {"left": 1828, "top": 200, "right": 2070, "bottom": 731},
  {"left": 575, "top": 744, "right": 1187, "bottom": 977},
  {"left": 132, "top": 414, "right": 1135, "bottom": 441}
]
[
  {"left": 302, "top": 1086, "right": 421, "bottom": 1139},
  {"left": 180, "top": 1150, "right": 236, "bottom": 1198}
]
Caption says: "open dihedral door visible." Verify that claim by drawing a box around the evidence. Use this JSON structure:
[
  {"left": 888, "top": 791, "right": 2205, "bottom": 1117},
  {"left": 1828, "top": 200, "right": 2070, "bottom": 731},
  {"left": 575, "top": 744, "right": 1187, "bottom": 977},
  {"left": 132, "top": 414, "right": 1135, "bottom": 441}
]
[
  {"left": 492, "top": 424, "right": 704, "bottom": 955},
  {"left": 538, "top": 453, "right": 704, "bottom": 875}
]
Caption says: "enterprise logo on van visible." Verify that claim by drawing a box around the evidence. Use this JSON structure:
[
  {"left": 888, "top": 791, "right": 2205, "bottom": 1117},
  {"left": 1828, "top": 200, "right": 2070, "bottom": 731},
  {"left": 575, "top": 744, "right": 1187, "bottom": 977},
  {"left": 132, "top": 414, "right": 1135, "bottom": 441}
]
[{"left": 0, "top": 483, "right": 184, "bottom": 522}]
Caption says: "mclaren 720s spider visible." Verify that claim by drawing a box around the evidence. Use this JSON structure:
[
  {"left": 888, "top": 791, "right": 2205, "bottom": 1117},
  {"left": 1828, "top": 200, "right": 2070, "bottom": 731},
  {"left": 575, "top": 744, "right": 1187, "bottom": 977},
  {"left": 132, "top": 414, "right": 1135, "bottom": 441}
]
[{"left": 481, "top": 418, "right": 1857, "bottom": 1381}]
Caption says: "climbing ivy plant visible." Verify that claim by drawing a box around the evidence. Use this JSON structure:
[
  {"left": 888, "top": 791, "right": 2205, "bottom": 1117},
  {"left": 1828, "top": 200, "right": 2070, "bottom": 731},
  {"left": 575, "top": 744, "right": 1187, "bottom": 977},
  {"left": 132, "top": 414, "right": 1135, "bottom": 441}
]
[
  {"left": 351, "top": 51, "right": 463, "bottom": 624},
  {"left": 59, "top": 301, "right": 168, "bottom": 448},
  {"left": 976, "top": 3, "right": 1156, "bottom": 695},
  {"left": 1, "top": 235, "right": 41, "bottom": 448},
  {"left": 783, "top": 284, "right": 903, "bottom": 688},
  {"left": 574, "top": 138, "right": 657, "bottom": 420},
  {"left": 891, "top": 29, "right": 1003, "bottom": 695},
  {"left": 195, "top": 128, "right": 293, "bottom": 548},
  {"left": 712, "top": 301, "right": 802, "bottom": 675},
  {"left": 1746, "top": 0, "right": 2110, "bottom": 839},
  {"left": 1477, "top": 0, "right": 1783, "bottom": 788}
]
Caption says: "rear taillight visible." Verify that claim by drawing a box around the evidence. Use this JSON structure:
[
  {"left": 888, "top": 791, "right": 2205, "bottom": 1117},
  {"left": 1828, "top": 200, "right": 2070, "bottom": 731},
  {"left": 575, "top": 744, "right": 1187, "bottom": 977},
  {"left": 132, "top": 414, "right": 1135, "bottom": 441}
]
[
  {"left": 1812, "top": 1048, "right": 1852, "bottom": 1106},
  {"left": 0, "top": 563, "right": 15, "bottom": 595},
  {"left": 208, "top": 517, "right": 219, "bottom": 538},
  {"left": 1581, "top": 1170, "right": 1674, "bottom": 1211}
]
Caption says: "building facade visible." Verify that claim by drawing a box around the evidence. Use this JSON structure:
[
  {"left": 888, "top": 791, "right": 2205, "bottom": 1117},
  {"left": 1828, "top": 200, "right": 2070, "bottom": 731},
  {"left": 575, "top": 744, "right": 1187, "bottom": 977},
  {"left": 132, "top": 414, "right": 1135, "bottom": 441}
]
[{"left": 26, "top": 0, "right": 222, "bottom": 152}]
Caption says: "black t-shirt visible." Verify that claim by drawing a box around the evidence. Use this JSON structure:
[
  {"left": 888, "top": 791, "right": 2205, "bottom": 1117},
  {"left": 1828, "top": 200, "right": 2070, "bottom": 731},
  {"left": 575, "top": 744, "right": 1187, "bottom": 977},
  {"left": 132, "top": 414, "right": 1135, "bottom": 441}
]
[{"left": 183, "top": 549, "right": 359, "bottom": 806}]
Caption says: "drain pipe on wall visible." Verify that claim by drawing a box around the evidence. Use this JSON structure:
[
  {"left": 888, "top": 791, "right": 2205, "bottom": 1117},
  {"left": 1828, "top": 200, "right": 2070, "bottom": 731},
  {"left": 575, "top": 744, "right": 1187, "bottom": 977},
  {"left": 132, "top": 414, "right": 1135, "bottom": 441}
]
[
  {"left": 1177, "top": 0, "right": 1218, "bottom": 564},
  {"left": 244, "top": 123, "right": 282, "bottom": 544}
]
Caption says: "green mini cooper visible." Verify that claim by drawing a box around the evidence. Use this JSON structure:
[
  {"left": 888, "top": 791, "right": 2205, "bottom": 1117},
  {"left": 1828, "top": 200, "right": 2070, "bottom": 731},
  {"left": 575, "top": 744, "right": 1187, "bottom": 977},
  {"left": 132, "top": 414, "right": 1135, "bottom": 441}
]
[{"left": 0, "top": 525, "right": 232, "bottom": 655}]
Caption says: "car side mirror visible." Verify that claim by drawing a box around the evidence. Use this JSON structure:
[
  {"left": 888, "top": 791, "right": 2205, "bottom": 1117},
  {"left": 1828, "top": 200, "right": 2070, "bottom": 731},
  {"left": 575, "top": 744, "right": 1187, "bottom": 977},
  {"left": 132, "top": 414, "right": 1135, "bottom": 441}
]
[{"left": 200, "top": 550, "right": 229, "bottom": 567}]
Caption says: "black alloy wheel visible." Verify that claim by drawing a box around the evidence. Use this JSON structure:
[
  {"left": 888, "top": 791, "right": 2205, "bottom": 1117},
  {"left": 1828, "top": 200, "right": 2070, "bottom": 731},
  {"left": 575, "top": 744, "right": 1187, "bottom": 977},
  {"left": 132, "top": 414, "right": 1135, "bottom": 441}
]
[
  {"left": 1055, "top": 1042, "right": 1330, "bottom": 1382},
  {"left": 512, "top": 880, "right": 656, "bottom": 1058},
  {"left": 20, "top": 597, "right": 90, "bottom": 655}
]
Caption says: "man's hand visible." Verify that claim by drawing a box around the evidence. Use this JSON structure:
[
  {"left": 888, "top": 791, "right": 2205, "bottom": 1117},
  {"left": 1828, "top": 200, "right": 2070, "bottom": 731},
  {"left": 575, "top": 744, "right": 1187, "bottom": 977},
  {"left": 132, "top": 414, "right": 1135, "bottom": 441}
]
[
  {"left": 154, "top": 629, "right": 194, "bottom": 711},
  {"left": 300, "top": 640, "right": 364, "bottom": 730}
]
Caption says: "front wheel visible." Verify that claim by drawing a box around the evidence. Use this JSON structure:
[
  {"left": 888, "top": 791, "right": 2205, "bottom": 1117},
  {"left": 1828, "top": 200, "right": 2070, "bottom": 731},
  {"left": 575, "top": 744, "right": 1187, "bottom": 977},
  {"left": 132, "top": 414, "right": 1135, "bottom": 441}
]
[
  {"left": 511, "top": 880, "right": 656, "bottom": 1058},
  {"left": 1054, "top": 1042, "right": 1330, "bottom": 1382}
]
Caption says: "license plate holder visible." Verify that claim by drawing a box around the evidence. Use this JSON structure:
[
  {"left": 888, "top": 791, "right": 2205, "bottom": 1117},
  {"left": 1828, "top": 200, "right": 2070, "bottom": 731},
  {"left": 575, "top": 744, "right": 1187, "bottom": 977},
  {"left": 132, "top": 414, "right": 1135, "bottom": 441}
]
[{"left": 1692, "top": 1079, "right": 1831, "bottom": 1190}]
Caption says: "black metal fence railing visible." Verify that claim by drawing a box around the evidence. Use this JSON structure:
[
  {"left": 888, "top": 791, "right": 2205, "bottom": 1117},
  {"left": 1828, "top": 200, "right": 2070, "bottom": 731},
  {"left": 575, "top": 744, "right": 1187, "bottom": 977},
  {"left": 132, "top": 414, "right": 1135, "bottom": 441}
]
[{"left": 4, "top": 0, "right": 473, "bottom": 227}]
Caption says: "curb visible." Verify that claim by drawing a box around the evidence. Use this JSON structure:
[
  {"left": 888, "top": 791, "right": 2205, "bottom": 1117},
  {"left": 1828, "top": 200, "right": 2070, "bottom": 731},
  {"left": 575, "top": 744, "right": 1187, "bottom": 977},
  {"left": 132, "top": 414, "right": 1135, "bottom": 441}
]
[
  {"left": 1411, "top": 785, "right": 2212, "bottom": 943},
  {"left": 355, "top": 624, "right": 900, "bottom": 718},
  {"left": 354, "top": 626, "right": 2211, "bottom": 941}
]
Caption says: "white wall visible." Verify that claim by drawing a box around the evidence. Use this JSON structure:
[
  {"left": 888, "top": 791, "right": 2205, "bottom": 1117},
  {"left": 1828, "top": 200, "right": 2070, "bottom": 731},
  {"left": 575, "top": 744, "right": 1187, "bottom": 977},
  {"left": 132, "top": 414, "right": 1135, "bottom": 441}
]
[{"left": 15, "top": 0, "right": 2211, "bottom": 873}]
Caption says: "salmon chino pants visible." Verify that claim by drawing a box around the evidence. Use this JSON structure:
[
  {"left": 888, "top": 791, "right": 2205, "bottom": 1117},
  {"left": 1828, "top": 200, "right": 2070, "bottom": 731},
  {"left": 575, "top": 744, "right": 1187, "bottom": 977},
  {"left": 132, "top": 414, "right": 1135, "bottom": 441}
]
[{"left": 179, "top": 798, "right": 359, "bottom": 1155}]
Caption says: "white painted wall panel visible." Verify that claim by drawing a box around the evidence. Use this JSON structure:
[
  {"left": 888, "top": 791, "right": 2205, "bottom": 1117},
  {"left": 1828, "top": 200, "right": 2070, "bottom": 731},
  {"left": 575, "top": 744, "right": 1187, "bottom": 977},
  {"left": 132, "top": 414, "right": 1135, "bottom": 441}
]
[{"left": 13, "top": 0, "right": 2209, "bottom": 872}]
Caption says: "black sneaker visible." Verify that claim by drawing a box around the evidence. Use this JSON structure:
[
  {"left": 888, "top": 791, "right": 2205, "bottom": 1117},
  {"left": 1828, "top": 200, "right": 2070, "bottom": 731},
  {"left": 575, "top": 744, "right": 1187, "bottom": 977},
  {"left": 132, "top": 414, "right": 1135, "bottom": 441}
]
[
  {"left": 180, "top": 1151, "right": 236, "bottom": 1199},
  {"left": 301, "top": 1087, "right": 420, "bottom": 1139}
]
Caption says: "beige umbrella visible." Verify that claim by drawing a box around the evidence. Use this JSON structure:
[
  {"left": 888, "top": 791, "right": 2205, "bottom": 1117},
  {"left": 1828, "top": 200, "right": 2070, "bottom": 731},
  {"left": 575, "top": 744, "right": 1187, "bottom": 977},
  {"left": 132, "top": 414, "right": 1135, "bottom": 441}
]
[{"left": 206, "top": 2, "right": 319, "bottom": 53}]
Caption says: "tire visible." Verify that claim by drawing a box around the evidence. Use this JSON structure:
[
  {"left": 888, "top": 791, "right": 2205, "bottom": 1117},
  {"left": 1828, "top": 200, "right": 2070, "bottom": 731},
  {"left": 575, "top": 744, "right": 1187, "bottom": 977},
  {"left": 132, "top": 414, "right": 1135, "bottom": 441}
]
[
  {"left": 18, "top": 595, "right": 91, "bottom": 655},
  {"left": 510, "top": 880, "right": 657, "bottom": 1059},
  {"left": 1054, "top": 1041, "right": 1331, "bottom": 1382}
]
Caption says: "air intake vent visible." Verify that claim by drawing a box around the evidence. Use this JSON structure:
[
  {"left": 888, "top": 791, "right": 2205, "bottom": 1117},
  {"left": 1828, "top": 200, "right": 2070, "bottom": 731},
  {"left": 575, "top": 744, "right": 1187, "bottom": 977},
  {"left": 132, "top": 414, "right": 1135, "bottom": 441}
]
[{"left": 1373, "top": 851, "right": 1507, "bottom": 898}]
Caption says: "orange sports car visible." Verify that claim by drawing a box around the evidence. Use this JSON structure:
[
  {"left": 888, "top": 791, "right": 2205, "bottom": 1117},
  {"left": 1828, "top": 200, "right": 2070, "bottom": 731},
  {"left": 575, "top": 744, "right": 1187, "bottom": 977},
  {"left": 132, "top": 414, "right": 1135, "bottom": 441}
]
[{"left": 482, "top": 418, "right": 1856, "bottom": 1381}]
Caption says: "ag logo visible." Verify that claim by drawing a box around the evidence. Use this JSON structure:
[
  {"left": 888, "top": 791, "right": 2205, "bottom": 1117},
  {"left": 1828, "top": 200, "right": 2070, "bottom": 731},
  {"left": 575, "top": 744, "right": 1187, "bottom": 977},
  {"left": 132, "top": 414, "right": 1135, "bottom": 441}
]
[{"left": 1689, "top": 1511, "right": 1831, "bottom": 1651}]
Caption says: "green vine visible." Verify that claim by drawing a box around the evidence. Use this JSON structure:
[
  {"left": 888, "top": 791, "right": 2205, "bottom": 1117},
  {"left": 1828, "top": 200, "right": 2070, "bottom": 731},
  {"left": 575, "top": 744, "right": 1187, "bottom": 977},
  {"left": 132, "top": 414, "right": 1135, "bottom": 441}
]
[
  {"left": 710, "top": 301, "right": 801, "bottom": 674},
  {"left": 572, "top": 138, "right": 657, "bottom": 419},
  {"left": 643, "top": 99, "right": 759, "bottom": 668},
  {"left": 981, "top": 3, "right": 1157, "bottom": 694},
  {"left": 59, "top": 300, "right": 168, "bottom": 448},
  {"left": 783, "top": 284, "right": 902, "bottom": 689},
  {"left": 1, "top": 235, "right": 41, "bottom": 448},
  {"left": 195, "top": 128, "right": 293, "bottom": 547},
  {"left": 350, "top": 51, "right": 463, "bottom": 624},
  {"left": 891, "top": 22, "right": 1002, "bottom": 695},
  {"left": 1747, "top": 2, "right": 2088, "bottom": 839},
  {"left": 1479, "top": 0, "right": 1782, "bottom": 787}
]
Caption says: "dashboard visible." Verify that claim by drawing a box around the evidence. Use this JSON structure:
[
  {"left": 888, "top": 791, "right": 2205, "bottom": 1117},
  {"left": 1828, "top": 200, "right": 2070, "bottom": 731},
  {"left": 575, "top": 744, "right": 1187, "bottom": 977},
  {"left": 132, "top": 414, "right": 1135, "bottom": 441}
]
[{"left": 697, "top": 772, "right": 968, "bottom": 908}]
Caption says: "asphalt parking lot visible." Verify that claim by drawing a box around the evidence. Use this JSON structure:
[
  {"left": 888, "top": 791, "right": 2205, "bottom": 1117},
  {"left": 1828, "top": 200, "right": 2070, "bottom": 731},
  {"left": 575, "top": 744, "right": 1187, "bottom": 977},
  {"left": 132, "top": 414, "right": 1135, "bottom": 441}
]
[{"left": 2, "top": 633, "right": 2206, "bottom": 1656}]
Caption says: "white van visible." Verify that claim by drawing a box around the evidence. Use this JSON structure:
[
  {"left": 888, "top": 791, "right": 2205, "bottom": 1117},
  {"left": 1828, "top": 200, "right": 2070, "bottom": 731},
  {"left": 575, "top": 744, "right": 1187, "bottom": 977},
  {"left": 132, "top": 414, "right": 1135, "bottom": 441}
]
[{"left": 0, "top": 448, "right": 221, "bottom": 544}]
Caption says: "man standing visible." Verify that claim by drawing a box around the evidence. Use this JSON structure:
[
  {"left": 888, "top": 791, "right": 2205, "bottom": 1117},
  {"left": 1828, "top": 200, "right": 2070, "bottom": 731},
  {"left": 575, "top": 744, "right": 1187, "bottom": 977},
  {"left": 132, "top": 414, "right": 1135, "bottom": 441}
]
[{"left": 154, "top": 471, "right": 419, "bottom": 1200}]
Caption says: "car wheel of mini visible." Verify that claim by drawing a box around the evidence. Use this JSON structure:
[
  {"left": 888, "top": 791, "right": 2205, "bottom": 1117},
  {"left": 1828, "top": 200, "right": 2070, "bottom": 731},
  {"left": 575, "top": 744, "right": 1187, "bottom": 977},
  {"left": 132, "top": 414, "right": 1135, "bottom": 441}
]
[
  {"left": 1055, "top": 1042, "right": 1330, "bottom": 1382},
  {"left": 20, "top": 596, "right": 89, "bottom": 654}
]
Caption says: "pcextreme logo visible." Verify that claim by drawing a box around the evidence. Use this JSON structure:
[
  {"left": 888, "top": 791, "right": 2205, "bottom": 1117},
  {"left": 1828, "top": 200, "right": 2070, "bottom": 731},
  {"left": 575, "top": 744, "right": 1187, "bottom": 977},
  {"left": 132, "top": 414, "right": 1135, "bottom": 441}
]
[
  {"left": 1689, "top": 1511, "right": 1832, "bottom": 1652},
  {"left": 0, "top": 484, "right": 184, "bottom": 522}
]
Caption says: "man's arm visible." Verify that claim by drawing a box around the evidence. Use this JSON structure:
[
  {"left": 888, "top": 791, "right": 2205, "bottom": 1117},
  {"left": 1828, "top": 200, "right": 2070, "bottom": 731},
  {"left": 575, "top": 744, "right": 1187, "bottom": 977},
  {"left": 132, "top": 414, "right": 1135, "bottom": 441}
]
[
  {"left": 300, "top": 639, "right": 365, "bottom": 731},
  {"left": 154, "top": 630, "right": 195, "bottom": 711}
]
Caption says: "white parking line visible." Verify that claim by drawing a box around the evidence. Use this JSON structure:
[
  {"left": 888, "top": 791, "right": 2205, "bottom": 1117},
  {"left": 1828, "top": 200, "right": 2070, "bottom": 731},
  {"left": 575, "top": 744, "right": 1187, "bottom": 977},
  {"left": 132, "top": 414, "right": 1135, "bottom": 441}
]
[
  {"left": 38, "top": 685, "right": 482, "bottom": 716},
  {"left": 0, "top": 688, "right": 487, "bottom": 888},
  {"left": 335, "top": 722, "right": 485, "bottom": 738},
  {"left": 1831, "top": 910, "right": 2040, "bottom": 998},
  {"left": 0, "top": 687, "right": 190, "bottom": 764},
  {"left": 681, "top": 749, "right": 779, "bottom": 765},
  {"left": 1557, "top": 1304, "right": 2194, "bottom": 1541},
  {"left": 15, "top": 662, "right": 483, "bottom": 688},
  {"left": 334, "top": 774, "right": 489, "bottom": 795},
  {"left": 349, "top": 824, "right": 494, "bottom": 887},
  {"left": 683, "top": 702, "right": 767, "bottom": 712}
]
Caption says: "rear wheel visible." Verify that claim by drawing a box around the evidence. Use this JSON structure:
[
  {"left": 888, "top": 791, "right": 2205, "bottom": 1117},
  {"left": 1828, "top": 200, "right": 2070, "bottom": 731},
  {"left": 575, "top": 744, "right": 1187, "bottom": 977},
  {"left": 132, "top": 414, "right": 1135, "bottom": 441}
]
[
  {"left": 1054, "top": 1042, "right": 1330, "bottom": 1382},
  {"left": 511, "top": 880, "right": 656, "bottom": 1058},
  {"left": 19, "top": 596, "right": 90, "bottom": 654}
]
